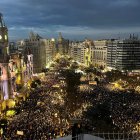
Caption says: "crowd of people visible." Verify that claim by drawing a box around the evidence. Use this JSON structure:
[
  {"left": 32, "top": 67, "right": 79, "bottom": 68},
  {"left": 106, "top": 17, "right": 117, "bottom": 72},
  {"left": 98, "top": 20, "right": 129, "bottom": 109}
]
[
  {"left": 4, "top": 88, "right": 71, "bottom": 139},
  {"left": 81, "top": 85, "right": 140, "bottom": 134},
  {"left": 1, "top": 58, "right": 140, "bottom": 140}
]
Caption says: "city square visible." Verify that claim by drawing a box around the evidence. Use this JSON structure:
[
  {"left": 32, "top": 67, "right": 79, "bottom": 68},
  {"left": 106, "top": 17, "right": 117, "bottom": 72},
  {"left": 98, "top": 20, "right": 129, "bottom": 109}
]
[{"left": 0, "top": 0, "right": 140, "bottom": 139}]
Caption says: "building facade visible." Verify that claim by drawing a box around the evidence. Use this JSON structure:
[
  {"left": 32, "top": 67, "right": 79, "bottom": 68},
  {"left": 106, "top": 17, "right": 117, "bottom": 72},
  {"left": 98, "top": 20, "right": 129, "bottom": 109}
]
[
  {"left": 107, "top": 39, "right": 118, "bottom": 69},
  {"left": 70, "top": 42, "right": 83, "bottom": 63},
  {"left": 107, "top": 36, "right": 140, "bottom": 71},
  {"left": 40, "top": 38, "right": 56, "bottom": 65},
  {"left": 0, "top": 13, "right": 33, "bottom": 101},
  {"left": 0, "top": 13, "right": 12, "bottom": 100},
  {"left": 70, "top": 40, "right": 94, "bottom": 67},
  {"left": 17, "top": 33, "right": 70, "bottom": 73},
  {"left": 56, "top": 33, "right": 69, "bottom": 55},
  {"left": 84, "top": 39, "right": 94, "bottom": 66},
  {"left": 17, "top": 32, "right": 44, "bottom": 73},
  {"left": 70, "top": 41, "right": 86, "bottom": 64},
  {"left": 91, "top": 40, "right": 108, "bottom": 69}
]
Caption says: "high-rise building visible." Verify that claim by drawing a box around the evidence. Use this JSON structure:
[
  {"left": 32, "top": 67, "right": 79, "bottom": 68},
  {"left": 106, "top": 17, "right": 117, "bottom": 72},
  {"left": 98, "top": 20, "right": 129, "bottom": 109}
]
[
  {"left": 107, "top": 39, "right": 118, "bottom": 69},
  {"left": 40, "top": 38, "right": 56, "bottom": 65},
  {"left": 28, "top": 32, "right": 44, "bottom": 73},
  {"left": 107, "top": 36, "right": 140, "bottom": 71},
  {"left": 17, "top": 32, "right": 44, "bottom": 73}
]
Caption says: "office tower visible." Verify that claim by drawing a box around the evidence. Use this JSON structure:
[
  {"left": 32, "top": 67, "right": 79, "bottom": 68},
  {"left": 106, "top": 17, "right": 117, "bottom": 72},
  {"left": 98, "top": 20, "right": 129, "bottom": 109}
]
[{"left": 107, "top": 36, "right": 140, "bottom": 71}]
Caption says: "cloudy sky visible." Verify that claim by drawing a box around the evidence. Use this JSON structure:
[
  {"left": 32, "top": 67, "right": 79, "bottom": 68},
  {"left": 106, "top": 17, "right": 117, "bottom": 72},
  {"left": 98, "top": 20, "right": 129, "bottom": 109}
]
[{"left": 0, "top": 0, "right": 140, "bottom": 40}]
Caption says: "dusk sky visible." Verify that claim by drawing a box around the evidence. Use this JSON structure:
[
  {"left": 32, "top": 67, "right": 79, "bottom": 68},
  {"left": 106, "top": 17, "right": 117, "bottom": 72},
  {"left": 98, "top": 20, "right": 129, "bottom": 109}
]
[{"left": 0, "top": 0, "right": 140, "bottom": 40}]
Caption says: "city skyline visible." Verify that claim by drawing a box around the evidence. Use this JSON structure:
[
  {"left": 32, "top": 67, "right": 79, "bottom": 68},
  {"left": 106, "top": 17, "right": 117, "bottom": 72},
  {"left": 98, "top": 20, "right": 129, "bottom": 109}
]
[
  {"left": 0, "top": 8, "right": 140, "bottom": 139},
  {"left": 0, "top": 0, "right": 140, "bottom": 40}
]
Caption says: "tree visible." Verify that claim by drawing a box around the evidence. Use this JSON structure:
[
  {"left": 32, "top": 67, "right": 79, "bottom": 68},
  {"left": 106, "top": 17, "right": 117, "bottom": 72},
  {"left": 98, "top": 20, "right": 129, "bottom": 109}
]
[
  {"left": 62, "top": 69, "right": 82, "bottom": 113},
  {"left": 70, "top": 62, "right": 79, "bottom": 69},
  {"left": 64, "top": 69, "right": 81, "bottom": 92},
  {"left": 105, "top": 70, "right": 123, "bottom": 82},
  {"left": 84, "top": 67, "right": 95, "bottom": 81}
]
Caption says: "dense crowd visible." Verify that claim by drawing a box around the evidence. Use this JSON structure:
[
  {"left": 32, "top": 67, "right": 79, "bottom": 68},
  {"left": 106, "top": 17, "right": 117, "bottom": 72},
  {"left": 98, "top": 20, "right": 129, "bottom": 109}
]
[
  {"left": 1, "top": 61, "right": 140, "bottom": 139},
  {"left": 4, "top": 87, "right": 71, "bottom": 140},
  {"left": 81, "top": 86, "right": 140, "bottom": 133}
]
